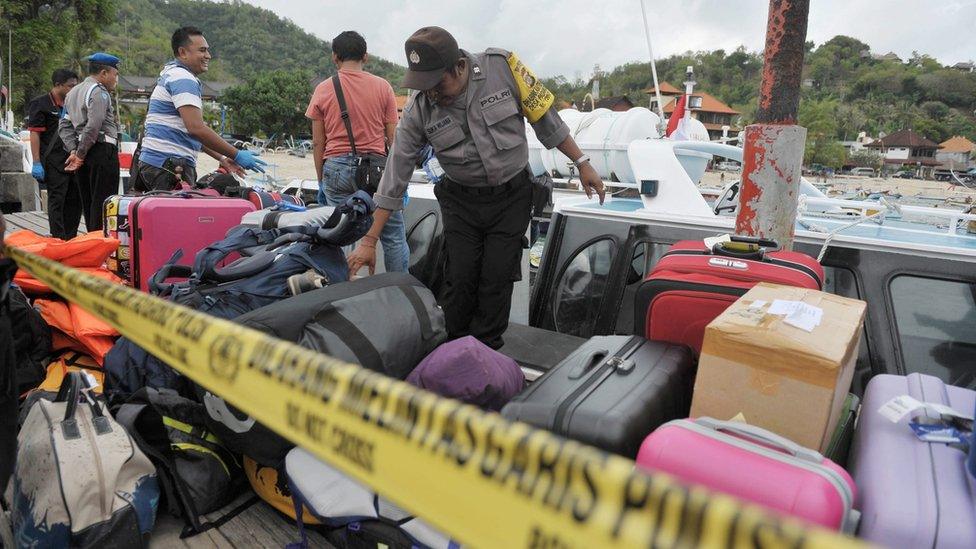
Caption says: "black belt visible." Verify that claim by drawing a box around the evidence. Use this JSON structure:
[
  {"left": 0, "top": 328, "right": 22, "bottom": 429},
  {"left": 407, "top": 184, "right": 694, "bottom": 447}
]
[{"left": 441, "top": 177, "right": 518, "bottom": 196}]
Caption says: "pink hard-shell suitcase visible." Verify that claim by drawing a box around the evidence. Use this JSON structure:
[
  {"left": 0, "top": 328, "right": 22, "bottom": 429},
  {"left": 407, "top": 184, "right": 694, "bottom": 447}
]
[
  {"left": 128, "top": 191, "right": 255, "bottom": 291},
  {"left": 636, "top": 418, "right": 859, "bottom": 533}
]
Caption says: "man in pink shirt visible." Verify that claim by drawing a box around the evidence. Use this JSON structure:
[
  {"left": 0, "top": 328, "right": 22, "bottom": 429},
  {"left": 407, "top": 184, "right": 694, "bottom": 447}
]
[{"left": 306, "top": 31, "right": 408, "bottom": 272}]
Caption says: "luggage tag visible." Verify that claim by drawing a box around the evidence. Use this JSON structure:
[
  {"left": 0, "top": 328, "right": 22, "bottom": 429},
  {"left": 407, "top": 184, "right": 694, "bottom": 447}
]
[
  {"left": 908, "top": 422, "right": 970, "bottom": 449},
  {"left": 879, "top": 395, "right": 974, "bottom": 443}
]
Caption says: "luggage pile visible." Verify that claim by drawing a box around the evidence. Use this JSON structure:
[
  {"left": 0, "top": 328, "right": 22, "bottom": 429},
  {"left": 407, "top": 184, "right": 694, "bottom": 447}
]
[{"left": 6, "top": 209, "right": 976, "bottom": 548}]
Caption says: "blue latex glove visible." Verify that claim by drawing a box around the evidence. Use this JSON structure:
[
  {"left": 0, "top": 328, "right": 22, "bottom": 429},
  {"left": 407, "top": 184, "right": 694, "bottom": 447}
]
[
  {"left": 31, "top": 162, "right": 45, "bottom": 182},
  {"left": 234, "top": 150, "right": 268, "bottom": 173}
]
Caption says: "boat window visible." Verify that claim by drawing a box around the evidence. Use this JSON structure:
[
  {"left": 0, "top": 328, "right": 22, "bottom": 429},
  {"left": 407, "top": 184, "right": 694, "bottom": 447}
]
[
  {"left": 616, "top": 241, "right": 670, "bottom": 334},
  {"left": 552, "top": 239, "right": 615, "bottom": 337},
  {"left": 822, "top": 266, "right": 860, "bottom": 298},
  {"left": 890, "top": 276, "right": 976, "bottom": 387},
  {"left": 407, "top": 212, "right": 438, "bottom": 268}
]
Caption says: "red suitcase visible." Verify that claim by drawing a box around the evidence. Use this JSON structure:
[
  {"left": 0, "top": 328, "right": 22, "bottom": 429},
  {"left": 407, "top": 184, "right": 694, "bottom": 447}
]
[
  {"left": 634, "top": 236, "right": 823, "bottom": 354},
  {"left": 127, "top": 192, "right": 256, "bottom": 291}
]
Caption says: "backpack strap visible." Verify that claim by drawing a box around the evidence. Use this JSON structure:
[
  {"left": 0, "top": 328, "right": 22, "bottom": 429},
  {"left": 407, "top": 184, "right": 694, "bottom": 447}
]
[
  {"left": 332, "top": 74, "right": 357, "bottom": 157},
  {"left": 115, "top": 392, "right": 259, "bottom": 538}
]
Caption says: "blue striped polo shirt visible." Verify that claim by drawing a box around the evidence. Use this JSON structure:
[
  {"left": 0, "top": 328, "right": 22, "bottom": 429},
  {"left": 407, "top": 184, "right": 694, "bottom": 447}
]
[{"left": 140, "top": 60, "right": 204, "bottom": 168}]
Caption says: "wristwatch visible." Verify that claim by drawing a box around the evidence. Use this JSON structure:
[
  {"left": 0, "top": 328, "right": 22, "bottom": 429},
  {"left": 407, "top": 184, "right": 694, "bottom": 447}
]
[{"left": 573, "top": 154, "right": 591, "bottom": 168}]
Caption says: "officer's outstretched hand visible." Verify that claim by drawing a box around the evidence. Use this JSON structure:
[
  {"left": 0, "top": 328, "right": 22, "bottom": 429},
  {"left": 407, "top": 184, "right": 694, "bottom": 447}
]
[
  {"left": 347, "top": 242, "right": 377, "bottom": 279},
  {"left": 234, "top": 150, "right": 268, "bottom": 173},
  {"left": 219, "top": 156, "right": 246, "bottom": 177},
  {"left": 31, "top": 162, "right": 45, "bottom": 182},
  {"left": 579, "top": 163, "right": 606, "bottom": 205}
]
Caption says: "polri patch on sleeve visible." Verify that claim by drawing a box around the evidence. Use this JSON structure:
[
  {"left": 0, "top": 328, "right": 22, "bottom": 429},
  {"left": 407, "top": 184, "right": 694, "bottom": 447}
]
[{"left": 506, "top": 52, "right": 554, "bottom": 123}]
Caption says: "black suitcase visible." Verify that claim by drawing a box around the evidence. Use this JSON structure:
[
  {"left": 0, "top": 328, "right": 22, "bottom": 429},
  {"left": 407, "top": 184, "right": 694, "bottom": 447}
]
[{"left": 500, "top": 335, "right": 694, "bottom": 458}]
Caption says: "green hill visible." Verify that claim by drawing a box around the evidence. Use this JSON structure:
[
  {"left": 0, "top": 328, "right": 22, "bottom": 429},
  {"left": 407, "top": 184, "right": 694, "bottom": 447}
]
[
  {"left": 544, "top": 36, "right": 976, "bottom": 150},
  {"left": 2, "top": 0, "right": 404, "bottom": 116},
  {"left": 5, "top": 0, "right": 974, "bottom": 156},
  {"left": 96, "top": 0, "right": 405, "bottom": 85}
]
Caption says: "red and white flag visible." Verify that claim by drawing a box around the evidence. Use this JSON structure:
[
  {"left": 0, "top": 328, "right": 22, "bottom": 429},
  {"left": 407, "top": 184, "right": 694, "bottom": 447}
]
[{"left": 666, "top": 94, "right": 687, "bottom": 139}]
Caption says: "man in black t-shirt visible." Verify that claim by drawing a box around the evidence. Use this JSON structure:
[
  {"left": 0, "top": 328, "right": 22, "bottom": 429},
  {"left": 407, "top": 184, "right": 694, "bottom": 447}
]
[{"left": 27, "top": 69, "right": 80, "bottom": 239}]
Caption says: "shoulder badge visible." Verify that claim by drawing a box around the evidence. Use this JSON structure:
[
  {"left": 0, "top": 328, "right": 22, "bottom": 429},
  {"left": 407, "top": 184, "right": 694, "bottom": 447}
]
[{"left": 506, "top": 52, "right": 554, "bottom": 123}]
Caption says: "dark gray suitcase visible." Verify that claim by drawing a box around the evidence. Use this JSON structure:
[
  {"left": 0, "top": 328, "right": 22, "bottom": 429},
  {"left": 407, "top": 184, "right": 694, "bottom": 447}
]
[{"left": 500, "top": 335, "right": 694, "bottom": 458}]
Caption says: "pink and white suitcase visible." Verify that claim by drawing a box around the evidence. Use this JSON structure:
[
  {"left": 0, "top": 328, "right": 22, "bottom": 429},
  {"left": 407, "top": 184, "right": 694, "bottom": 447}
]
[
  {"left": 128, "top": 192, "right": 256, "bottom": 291},
  {"left": 636, "top": 418, "right": 859, "bottom": 533}
]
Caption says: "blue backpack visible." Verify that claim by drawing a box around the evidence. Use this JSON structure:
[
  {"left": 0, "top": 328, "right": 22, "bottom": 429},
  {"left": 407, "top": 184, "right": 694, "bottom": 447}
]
[{"left": 104, "top": 191, "right": 375, "bottom": 401}]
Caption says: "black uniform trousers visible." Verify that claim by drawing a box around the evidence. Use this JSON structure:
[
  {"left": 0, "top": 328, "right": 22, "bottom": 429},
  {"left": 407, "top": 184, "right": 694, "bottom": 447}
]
[
  {"left": 43, "top": 153, "right": 82, "bottom": 240},
  {"left": 76, "top": 142, "right": 119, "bottom": 232},
  {"left": 434, "top": 172, "right": 532, "bottom": 349}
]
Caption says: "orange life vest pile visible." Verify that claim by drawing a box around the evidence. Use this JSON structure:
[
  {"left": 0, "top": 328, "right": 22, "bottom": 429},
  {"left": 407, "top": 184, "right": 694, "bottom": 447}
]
[{"left": 4, "top": 230, "right": 123, "bottom": 394}]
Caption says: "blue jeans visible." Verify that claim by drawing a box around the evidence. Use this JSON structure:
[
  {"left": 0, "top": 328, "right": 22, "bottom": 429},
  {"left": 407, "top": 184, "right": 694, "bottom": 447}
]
[{"left": 320, "top": 155, "right": 409, "bottom": 273}]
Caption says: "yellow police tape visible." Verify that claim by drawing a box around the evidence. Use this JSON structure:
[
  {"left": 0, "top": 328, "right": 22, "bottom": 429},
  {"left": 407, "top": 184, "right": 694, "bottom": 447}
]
[{"left": 7, "top": 246, "right": 866, "bottom": 549}]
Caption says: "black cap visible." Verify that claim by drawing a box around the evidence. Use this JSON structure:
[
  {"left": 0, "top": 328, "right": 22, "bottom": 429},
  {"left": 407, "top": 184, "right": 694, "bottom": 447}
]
[{"left": 402, "top": 27, "right": 459, "bottom": 91}]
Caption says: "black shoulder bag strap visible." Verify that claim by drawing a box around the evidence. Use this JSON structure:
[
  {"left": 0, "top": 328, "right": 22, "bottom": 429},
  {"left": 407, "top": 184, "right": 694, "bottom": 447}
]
[
  {"left": 332, "top": 74, "right": 357, "bottom": 157},
  {"left": 115, "top": 400, "right": 259, "bottom": 538}
]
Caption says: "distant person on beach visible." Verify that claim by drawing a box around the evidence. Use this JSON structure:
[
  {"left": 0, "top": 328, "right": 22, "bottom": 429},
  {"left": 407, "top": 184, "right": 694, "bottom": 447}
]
[
  {"left": 27, "top": 68, "right": 80, "bottom": 239},
  {"left": 305, "top": 31, "right": 408, "bottom": 272},
  {"left": 132, "top": 26, "right": 265, "bottom": 191}
]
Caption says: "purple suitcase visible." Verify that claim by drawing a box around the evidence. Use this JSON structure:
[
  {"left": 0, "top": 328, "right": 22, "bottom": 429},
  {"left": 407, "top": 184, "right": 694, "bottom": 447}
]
[
  {"left": 850, "top": 373, "right": 976, "bottom": 548},
  {"left": 407, "top": 336, "right": 525, "bottom": 411}
]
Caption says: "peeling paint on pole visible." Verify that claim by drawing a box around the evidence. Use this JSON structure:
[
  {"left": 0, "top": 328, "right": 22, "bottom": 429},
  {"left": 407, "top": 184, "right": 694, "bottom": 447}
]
[
  {"left": 735, "top": 124, "right": 807, "bottom": 249},
  {"left": 756, "top": 0, "right": 809, "bottom": 124},
  {"left": 735, "top": 0, "right": 810, "bottom": 250}
]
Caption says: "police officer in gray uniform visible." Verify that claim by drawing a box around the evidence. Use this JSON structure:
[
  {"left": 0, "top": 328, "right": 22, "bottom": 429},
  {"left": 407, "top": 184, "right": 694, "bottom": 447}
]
[
  {"left": 348, "top": 27, "right": 605, "bottom": 349},
  {"left": 58, "top": 52, "right": 121, "bottom": 232}
]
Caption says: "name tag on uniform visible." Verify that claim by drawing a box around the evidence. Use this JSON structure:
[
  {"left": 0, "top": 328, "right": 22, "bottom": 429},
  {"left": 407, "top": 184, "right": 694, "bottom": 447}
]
[
  {"left": 479, "top": 89, "right": 512, "bottom": 108},
  {"left": 425, "top": 117, "right": 454, "bottom": 136}
]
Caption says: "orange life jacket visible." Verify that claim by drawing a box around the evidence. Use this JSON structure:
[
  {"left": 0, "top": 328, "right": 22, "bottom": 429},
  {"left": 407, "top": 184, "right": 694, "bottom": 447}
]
[
  {"left": 4, "top": 230, "right": 119, "bottom": 268},
  {"left": 33, "top": 352, "right": 104, "bottom": 395},
  {"left": 14, "top": 266, "right": 122, "bottom": 296},
  {"left": 37, "top": 299, "right": 118, "bottom": 365}
]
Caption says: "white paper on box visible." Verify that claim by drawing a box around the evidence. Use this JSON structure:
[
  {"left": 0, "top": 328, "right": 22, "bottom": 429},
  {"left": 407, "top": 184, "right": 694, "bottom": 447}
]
[
  {"left": 768, "top": 299, "right": 801, "bottom": 315},
  {"left": 783, "top": 303, "right": 823, "bottom": 332}
]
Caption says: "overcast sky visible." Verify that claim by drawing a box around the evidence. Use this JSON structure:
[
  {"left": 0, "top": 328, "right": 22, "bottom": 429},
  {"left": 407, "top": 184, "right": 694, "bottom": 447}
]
[{"left": 245, "top": 0, "right": 976, "bottom": 79}]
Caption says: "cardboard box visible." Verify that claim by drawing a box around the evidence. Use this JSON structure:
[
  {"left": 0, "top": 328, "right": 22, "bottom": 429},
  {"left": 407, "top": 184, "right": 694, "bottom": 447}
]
[{"left": 690, "top": 283, "right": 867, "bottom": 452}]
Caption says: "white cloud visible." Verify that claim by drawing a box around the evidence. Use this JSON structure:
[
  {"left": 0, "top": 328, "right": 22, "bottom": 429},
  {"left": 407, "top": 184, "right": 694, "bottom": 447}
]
[{"left": 244, "top": 0, "right": 976, "bottom": 77}]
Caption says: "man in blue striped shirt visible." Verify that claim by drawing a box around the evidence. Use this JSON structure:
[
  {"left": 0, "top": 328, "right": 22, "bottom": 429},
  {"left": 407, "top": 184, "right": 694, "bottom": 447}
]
[{"left": 133, "top": 26, "right": 266, "bottom": 191}]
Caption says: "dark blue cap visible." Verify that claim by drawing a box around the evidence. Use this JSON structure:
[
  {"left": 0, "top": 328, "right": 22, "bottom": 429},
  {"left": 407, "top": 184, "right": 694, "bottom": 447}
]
[{"left": 86, "top": 52, "right": 121, "bottom": 68}]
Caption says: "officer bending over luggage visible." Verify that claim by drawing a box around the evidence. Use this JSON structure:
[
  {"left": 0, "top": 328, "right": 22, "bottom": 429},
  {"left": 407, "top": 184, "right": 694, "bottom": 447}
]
[{"left": 348, "top": 27, "right": 605, "bottom": 349}]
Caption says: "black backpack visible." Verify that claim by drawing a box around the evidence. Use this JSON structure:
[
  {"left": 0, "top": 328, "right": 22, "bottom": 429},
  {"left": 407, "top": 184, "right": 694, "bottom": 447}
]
[
  {"left": 114, "top": 387, "right": 255, "bottom": 537},
  {"left": 6, "top": 284, "right": 52, "bottom": 395}
]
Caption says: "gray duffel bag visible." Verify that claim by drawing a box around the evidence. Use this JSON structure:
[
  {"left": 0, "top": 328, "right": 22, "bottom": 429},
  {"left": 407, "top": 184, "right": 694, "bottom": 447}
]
[
  {"left": 238, "top": 271, "right": 446, "bottom": 379},
  {"left": 197, "top": 272, "right": 447, "bottom": 466}
]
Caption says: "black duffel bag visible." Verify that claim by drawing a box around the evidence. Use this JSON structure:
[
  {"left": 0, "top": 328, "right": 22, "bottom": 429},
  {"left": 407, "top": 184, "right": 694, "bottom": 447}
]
[{"left": 197, "top": 272, "right": 446, "bottom": 466}]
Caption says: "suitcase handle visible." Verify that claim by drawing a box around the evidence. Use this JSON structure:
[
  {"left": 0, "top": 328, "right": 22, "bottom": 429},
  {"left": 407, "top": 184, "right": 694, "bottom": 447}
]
[
  {"left": 567, "top": 349, "right": 609, "bottom": 379},
  {"left": 697, "top": 417, "right": 823, "bottom": 463},
  {"left": 710, "top": 235, "right": 780, "bottom": 261}
]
